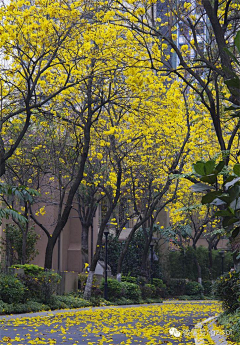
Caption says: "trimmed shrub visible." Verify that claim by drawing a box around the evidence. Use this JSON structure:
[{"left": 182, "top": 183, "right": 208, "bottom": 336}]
[
  {"left": 114, "top": 297, "right": 136, "bottom": 305},
  {"left": 100, "top": 278, "right": 123, "bottom": 300},
  {"left": 152, "top": 278, "right": 167, "bottom": 298},
  {"left": 19, "top": 270, "right": 61, "bottom": 304},
  {"left": 78, "top": 273, "right": 87, "bottom": 290},
  {"left": 152, "top": 278, "right": 165, "bottom": 289},
  {"left": 53, "top": 295, "right": 90, "bottom": 308},
  {"left": 11, "top": 264, "right": 44, "bottom": 275},
  {"left": 168, "top": 247, "right": 233, "bottom": 281},
  {"left": 167, "top": 279, "right": 187, "bottom": 296},
  {"left": 0, "top": 274, "right": 25, "bottom": 304},
  {"left": 141, "top": 284, "right": 156, "bottom": 299},
  {"left": 213, "top": 270, "right": 240, "bottom": 312},
  {"left": 185, "top": 281, "right": 204, "bottom": 296},
  {"left": 0, "top": 300, "right": 50, "bottom": 315},
  {"left": 121, "top": 282, "right": 141, "bottom": 301},
  {"left": 122, "top": 276, "right": 137, "bottom": 284}
]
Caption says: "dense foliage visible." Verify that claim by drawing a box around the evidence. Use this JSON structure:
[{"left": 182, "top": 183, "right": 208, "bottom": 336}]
[
  {"left": 168, "top": 247, "right": 233, "bottom": 280},
  {"left": 101, "top": 230, "right": 162, "bottom": 278},
  {"left": 213, "top": 270, "right": 240, "bottom": 312}
]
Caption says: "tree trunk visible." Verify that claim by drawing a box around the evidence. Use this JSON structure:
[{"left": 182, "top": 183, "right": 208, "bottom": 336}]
[
  {"left": 140, "top": 239, "right": 151, "bottom": 279},
  {"left": 83, "top": 270, "right": 94, "bottom": 299},
  {"left": 44, "top": 238, "right": 55, "bottom": 269},
  {"left": 81, "top": 224, "right": 89, "bottom": 271}
]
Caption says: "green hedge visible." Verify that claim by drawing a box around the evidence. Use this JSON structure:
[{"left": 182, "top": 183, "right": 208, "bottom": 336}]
[
  {"left": 167, "top": 279, "right": 204, "bottom": 297},
  {"left": 167, "top": 279, "right": 187, "bottom": 296},
  {"left": 19, "top": 270, "right": 61, "bottom": 304},
  {"left": 0, "top": 274, "right": 25, "bottom": 304},
  {"left": 100, "top": 278, "right": 141, "bottom": 302},
  {"left": 218, "top": 310, "right": 240, "bottom": 343},
  {"left": 121, "top": 282, "right": 141, "bottom": 302},
  {"left": 213, "top": 270, "right": 240, "bottom": 312},
  {"left": 185, "top": 281, "right": 204, "bottom": 296},
  {"left": 168, "top": 247, "right": 233, "bottom": 280},
  {"left": 11, "top": 264, "right": 44, "bottom": 275}
]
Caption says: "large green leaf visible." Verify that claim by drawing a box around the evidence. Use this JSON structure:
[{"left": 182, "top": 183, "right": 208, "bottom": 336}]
[
  {"left": 204, "top": 160, "right": 215, "bottom": 175},
  {"left": 234, "top": 31, "right": 240, "bottom": 54},
  {"left": 202, "top": 191, "right": 222, "bottom": 204},
  {"left": 214, "top": 161, "right": 225, "bottom": 173},
  {"left": 200, "top": 174, "right": 217, "bottom": 185},
  {"left": 215, "top": 208, "right": 234, "bottom": 217},
  {"left": 222, "top": 216, "right": 238, "bottom": 227},
  {"left": 225, "top": 78, "right": 240, "bottom": 89},
  {"left": 224, "top": 47, "right": 240, "bottom": 65},
  {"left": 233, "top": 164, "right": 240, "bottom": 177},
  {"left": 230, "top": 198, "right": 240, "bottom": 211},
  {"left": 218, "top": 194, "right": 231, "bottom": 204},
  {"left": 193, "top": 162, "right": 205, "bottom": 176},
  {"left": 232, "top": 227, "right": 240, "bottom": 238},
  {"left": 228, "top": 185, "right": 240, "bottom": 202}
]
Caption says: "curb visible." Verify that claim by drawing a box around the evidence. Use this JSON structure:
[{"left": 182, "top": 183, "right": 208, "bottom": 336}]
[{"left": 193, "top": 315, "right": 230, "bottom": 344}]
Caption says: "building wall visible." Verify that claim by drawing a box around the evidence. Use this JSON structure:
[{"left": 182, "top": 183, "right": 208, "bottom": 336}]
[{"left": 32, "top": 201, "right": 100, "bottom": 273}]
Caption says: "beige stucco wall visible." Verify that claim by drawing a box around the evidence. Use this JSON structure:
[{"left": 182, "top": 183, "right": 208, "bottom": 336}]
[{"left": 32, "top": 201, "right": 99, "bottom": 273}]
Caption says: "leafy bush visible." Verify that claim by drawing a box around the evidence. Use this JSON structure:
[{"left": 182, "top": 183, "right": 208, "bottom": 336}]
[
  {"left": 168, "top": 247, "right": 233, "bottom": 281},
  {"left": 202, "top": 280, "right": 213, "bottom": 296},
  {"left": 52, "top": 295, "right": 90, "bottom": 309},
  {"left": 185, "top": 281, "right": 204, "bottom": 296},
  {"left": 121, "top": 282, "right": 141, "bottom": 301},
  {"left": 167, "top": 279, "right": 187, "bottom": 296},
  {"left": 11, "top": 264, "right": 44, "bottom": 275},
  {"left": 218, "top": 310, "right": 240, "bottom": 343},
  {"left": 0, "top": 274, "right": 25, "bottom": 304},
  {"left": 100, "top": 278, "right": 123, "bottom": 300},
  {"left": 2, "top": 224, "right": 39, "bottom": 265},
  {"left": 0, "top": 300, "right": 50, "bottom": 315},
  {"left": 78, "top": 273, "right": 87, "bottom": 290},
  {"left": 152, "top": 278, "right": 165, "bottom": 289},
  {"left": 19, "top": 270, "right": 61, "bottom": 304},
  {"left": 122, "top": 276, "right": 137, "bottom": 284},
  {"left": 152, "top": 278, "right": 167, "bottom": 298},
  {"left": 100, "top": 231, "right": 162, "bottom": 279},
  {"left": 141, "top": 284, "right": 156, "bottom": 299},
  {"left": 213, "top": 270, "right": 240, "bottom": 312},
  {"left": 78, "top": 273, "right": 101, "bottom": 297}
]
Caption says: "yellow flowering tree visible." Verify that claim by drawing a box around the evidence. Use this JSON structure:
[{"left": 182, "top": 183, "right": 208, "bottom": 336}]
[{"left": 112, "top": 0, "right": 240, "bottom": 163}]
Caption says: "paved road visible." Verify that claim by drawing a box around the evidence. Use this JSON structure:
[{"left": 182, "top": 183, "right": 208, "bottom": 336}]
[{"left": 0, "top": 301, "right": 222, "bottom": 344}]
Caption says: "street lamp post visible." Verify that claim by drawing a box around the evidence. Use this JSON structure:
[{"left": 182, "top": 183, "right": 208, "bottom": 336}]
[
  {"left": 219, "top": 250, "right": 225, "bottom": 275},
  {"left": 104, "top": 223, "right": 110, "bottom": 300}
]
